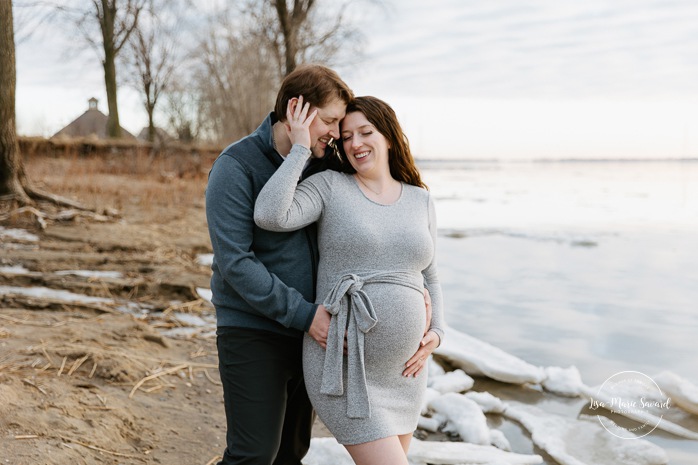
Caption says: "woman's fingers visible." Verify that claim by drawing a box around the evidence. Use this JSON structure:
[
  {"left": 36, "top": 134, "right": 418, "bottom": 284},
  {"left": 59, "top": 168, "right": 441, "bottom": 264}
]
[
  {"left": 287, "top": 96, "right": 315, "bottom": 125},
  {"left": 284, "top": 95, "right": 317, "bottom": 147},
  {"left": 403, "top": 331, "right": 439, "bottom": 377},
  {"left": 402, "top": 353, "right": 427, "bottom": 377}
]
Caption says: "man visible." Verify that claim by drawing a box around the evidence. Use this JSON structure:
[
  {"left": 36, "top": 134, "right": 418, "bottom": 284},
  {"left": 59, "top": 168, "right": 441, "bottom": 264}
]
[{"left": 206, "top": 64, "right": 353, "bottom": 465}]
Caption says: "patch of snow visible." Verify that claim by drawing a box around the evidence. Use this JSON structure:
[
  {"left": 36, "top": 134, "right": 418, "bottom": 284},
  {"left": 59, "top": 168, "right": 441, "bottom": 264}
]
[
  {"left": 408, "top": 437, "right": 542, "bottom": 464},
  {"left": 171, "top": 312, "right": 212, "bottom": 327},
  {"left": 0, "top": 227, "right": 39, "bottom": 242},
  {"left": 542, "top": 366, "right": 583, "bottom": 397},
  {"left": 302, "top": 436, "right": 545, "bottom": 465},
  {"left": 302, "top": 437, "right": 354, "bottom": 465},
  {"left": 427, "top": 356, "right": 445, "bottom": 379},
  {"left": 0, "top": 285, "right": 113, "bottom": 305},
  {"left": 464, "top": 391, "right": 507, "bottom": 414},
  {"left": 421, "top": 387, "right": 442, "bottom": 415},
  {"left": 429, "top": 392, "right": 491, "bottom": 445},
  {"left": 429, "top": 369, "right": 474, "bottom": 394},
  {"left": 196, "top": 287, "right": 213, "bottom": 305},
  {"left": 55, "top": 270, "right": 123, "bottom": 279},
  {"left": 0, "top": 265, "right": 31, "bottom": 275}
]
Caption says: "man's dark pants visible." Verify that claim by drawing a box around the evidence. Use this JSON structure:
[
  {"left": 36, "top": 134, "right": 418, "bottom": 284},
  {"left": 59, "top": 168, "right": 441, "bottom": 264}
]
[{"left": 216, "top": 327, "right": 314, "bottom": 465}]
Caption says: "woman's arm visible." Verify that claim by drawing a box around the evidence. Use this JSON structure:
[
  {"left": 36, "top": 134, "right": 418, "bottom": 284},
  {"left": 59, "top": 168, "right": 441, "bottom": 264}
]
[
  {"left": 254, "top": 144, "right": 325, "bottom": 231},
  {"left": 255, "top": 97, "right": 326, "bottom": 231},
  {"left": 403, "top": 193, "right": 445, "bottom": 377},
  {"left": 423, "top": 194, "right": 444, "bottom": 342}
]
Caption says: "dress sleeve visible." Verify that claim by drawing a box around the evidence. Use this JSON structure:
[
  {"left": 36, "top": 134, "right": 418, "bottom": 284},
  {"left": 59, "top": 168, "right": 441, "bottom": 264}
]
[
  {"left": 254, "top": 144, "right": 327, "bottom": 231},
  {"left": 423, "top": 193, "right": 445, "bottom": 345}
]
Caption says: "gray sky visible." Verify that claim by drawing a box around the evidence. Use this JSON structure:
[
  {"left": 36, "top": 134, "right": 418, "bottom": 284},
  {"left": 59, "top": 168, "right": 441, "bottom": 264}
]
[{"left": 15, "top": 0, "right": 698, "bottom": 159}]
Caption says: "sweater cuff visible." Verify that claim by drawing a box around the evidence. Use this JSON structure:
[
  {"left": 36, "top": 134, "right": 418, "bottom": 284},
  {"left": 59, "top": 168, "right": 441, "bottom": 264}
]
[
  {"left": 289, "top": 300, "right": 318, "bottom": 332},
  {"left": 430, "top": 327, "right": 444, "bottom": 347},
  {"left": 290, "top": 144, "right": 312, "bottom": 160}
]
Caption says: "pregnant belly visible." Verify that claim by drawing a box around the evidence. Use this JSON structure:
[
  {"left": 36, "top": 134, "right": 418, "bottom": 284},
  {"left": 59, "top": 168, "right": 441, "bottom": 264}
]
[{"left": 360, "top": 283, "right": 426, "bottom": 367}]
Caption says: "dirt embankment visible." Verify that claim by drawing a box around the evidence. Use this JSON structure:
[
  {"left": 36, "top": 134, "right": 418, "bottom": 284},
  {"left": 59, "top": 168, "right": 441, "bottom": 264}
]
[{"left": 1, "top": 202, "right": 234, "bottom": 465}]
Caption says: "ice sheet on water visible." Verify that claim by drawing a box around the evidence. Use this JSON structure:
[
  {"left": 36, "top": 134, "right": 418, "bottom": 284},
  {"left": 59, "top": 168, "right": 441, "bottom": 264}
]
[
  {"left": 429, "top": 392, "right": 493, "bottom": 446},
  {"left": 504, "top": 403, "right": 668, "bottom": 465},
  {"left": 653, "top": 371, "right": 698, "bottom": 416},
  {"left": 434, "top": 325, "right": 546, "bottom": 384},
  {"left": 579, "top": 383, "right": 698, "bottom": 440}
]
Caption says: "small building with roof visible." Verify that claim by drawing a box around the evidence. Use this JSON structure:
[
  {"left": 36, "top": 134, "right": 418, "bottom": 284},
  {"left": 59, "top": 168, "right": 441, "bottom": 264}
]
[{"left": 52, "top": 98, "right": 137, "bottom": 140}]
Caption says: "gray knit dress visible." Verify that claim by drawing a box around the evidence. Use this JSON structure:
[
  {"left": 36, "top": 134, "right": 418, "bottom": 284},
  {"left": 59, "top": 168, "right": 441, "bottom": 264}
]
[{"left": 254, "top": 145, "right": 444, "bottom": 445}]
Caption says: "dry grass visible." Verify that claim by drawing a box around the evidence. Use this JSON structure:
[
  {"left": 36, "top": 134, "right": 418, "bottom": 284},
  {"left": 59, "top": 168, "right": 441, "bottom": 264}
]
[{"left": 22, "top": 145, "right": 218, "bottom": 222}]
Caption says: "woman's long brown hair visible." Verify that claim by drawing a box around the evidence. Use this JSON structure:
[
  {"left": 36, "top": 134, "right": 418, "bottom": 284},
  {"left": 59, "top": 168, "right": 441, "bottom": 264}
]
[{"left": 337, "top": 96, "right": 427, "bottom": 189}]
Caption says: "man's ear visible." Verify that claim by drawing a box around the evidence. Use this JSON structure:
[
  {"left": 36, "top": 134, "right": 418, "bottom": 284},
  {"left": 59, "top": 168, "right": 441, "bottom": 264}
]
[{"left": 287, "top": 97, "right": 299, "bottom": 116}]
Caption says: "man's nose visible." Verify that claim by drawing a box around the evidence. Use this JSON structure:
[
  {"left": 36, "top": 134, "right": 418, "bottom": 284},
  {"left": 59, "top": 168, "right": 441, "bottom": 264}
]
[{"left": 329, "top": 122, "right": 340, "bottom": 139}]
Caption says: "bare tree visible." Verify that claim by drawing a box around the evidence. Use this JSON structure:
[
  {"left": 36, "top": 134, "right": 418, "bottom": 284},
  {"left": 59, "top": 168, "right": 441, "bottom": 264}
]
[
  {"left": 270, "top": 0, "right": 365, "bottom": 76},
  {"left": 273, "top": 0, "right": 312, "bottom": 75},
  {"left": 195, "top": 14, "right": 280, "bottom": 143},
  {"left": 0, "top": 0, "right": 31, "bottom": 203},
  {"left": 189, "top": 0, "right": 367, "bottom": 143},
  {"left": 163, "top": 76, "right": 206, "bottom": 143},
  {"left": 65, "top": 0, "right": 146, "bottom": 138},
  {"left": 124, "top": 0, "right": 178, "bottom": 143},
  {"left": 1, "top": 0, "right": 90, "bottom": 212}
]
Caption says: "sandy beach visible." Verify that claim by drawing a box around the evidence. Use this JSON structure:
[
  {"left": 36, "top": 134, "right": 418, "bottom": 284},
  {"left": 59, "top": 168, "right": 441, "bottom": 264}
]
[{"left": 0, "top": 150, "right": 332, "bottom": 464}]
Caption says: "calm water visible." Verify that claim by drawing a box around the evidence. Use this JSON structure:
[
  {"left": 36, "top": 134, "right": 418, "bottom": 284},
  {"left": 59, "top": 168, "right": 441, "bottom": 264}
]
[{"left": 419, "top": 159, "right": 698, "bottom": 463}]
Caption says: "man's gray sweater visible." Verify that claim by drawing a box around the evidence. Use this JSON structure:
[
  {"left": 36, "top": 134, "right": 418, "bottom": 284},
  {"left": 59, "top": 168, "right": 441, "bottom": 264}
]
[{"left": 205, "top": 113, "right": 326, "bottom": 337}]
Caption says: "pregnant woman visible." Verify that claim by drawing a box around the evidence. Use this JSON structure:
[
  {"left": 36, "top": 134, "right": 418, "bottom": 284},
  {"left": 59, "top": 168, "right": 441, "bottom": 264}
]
[{"left": 254, "top": 96, "right": 444, "bottom": 465}]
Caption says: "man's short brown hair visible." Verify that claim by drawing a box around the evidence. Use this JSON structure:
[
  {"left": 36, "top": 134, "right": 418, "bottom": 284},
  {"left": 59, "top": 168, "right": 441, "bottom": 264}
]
[{"left": 275, "top": 64, "right": 353, "bottom": 121}]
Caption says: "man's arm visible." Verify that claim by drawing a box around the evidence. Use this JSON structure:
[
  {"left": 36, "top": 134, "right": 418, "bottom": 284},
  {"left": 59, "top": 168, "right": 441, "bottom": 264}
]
[{"left": 206, "top": 155, "right": 319, "bottom": 331}]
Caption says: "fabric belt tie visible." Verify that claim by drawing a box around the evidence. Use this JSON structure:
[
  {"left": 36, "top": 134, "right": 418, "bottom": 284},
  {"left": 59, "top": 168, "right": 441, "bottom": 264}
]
[{"left": 319, "top": 271, "right": 423, "bottom": 419}]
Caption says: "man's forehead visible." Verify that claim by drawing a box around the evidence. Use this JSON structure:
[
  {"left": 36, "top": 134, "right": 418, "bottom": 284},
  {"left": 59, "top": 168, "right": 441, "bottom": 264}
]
[{"left": 316, "top": 101, "right": 347, "bottom": 119}]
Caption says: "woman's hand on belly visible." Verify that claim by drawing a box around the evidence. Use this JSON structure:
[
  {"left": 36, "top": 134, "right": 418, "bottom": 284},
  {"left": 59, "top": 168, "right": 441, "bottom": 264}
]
[{"left": 402, "top": 330, "right": 440, "bottom": 378}]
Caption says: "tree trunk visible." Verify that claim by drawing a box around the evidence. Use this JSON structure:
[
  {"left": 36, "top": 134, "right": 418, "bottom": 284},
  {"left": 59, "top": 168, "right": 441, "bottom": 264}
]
[
  {"left": 274, "top": 0, "right": 297, "bottom": 75},
  {"left": 147, "top": 103, "right": 155, "bottom": 142},
  {"left": 103, "top": 53, "right": 122, "bottom": 138},
  {"left": 0, "top": 0, "right": 31, "bottom": 203},
  {"left": 101, "top": 0, "right": 122, "bottom": 138}
]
